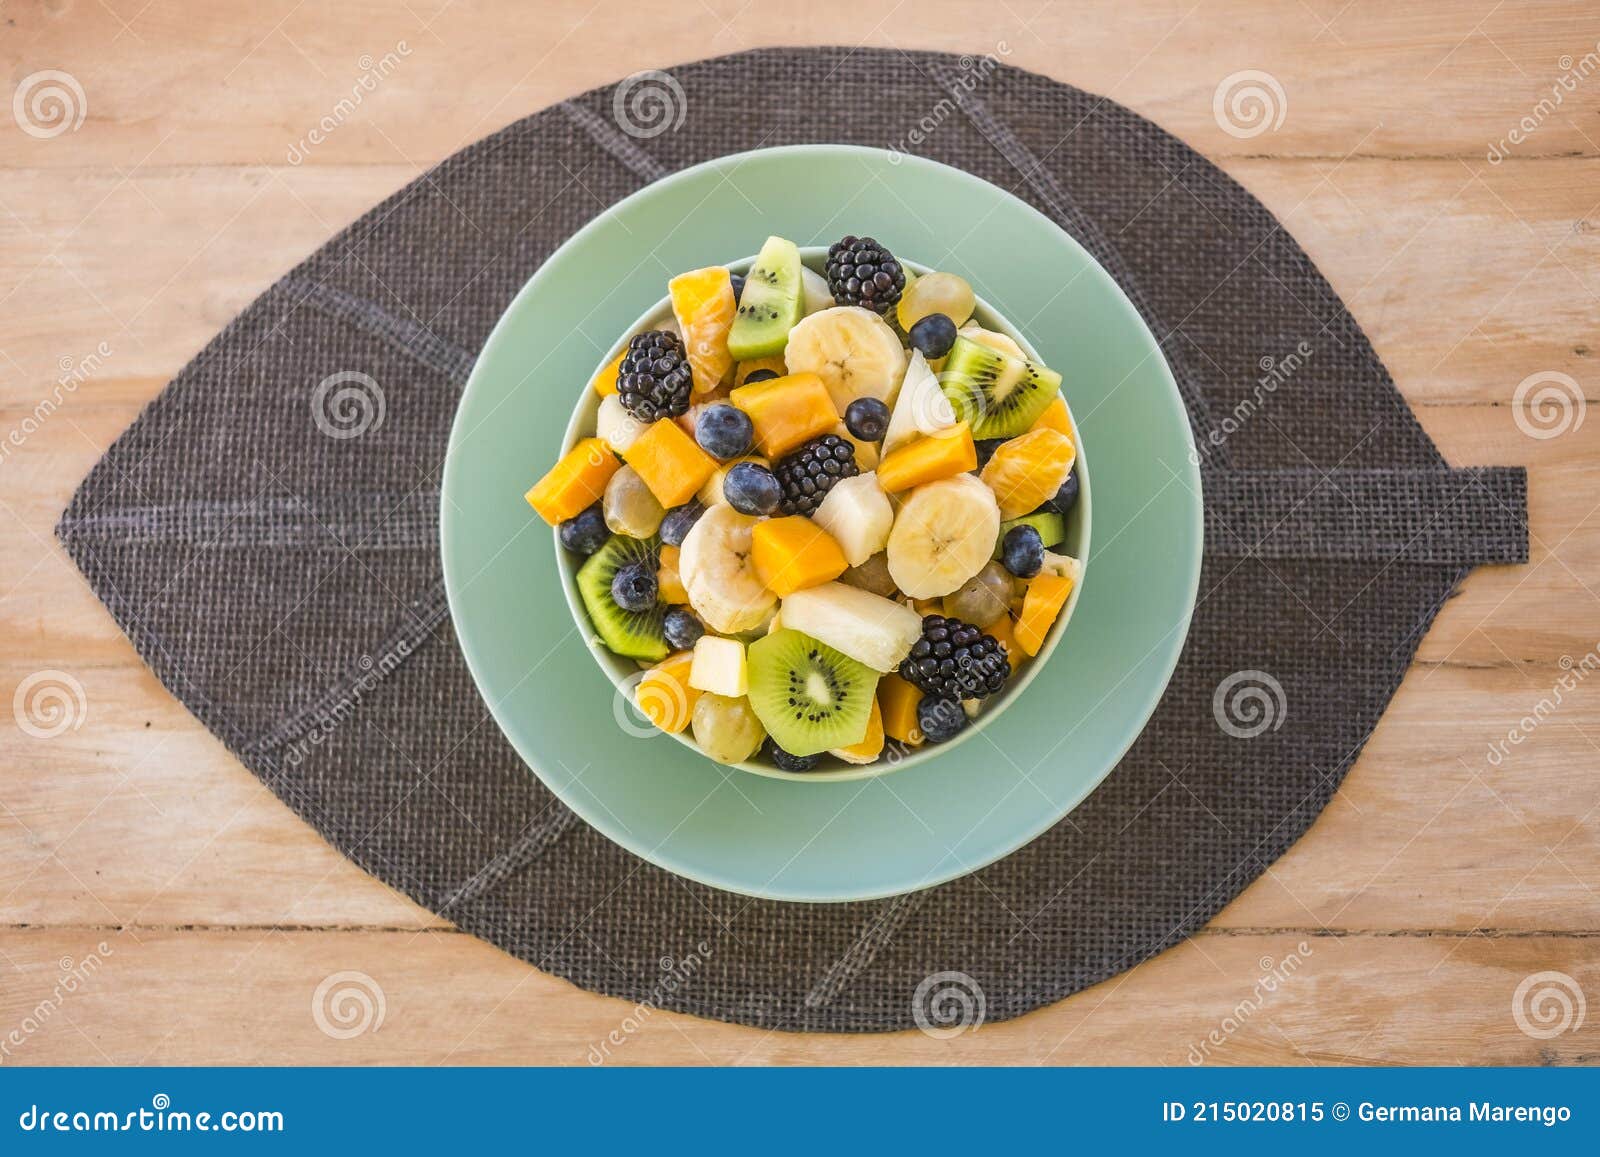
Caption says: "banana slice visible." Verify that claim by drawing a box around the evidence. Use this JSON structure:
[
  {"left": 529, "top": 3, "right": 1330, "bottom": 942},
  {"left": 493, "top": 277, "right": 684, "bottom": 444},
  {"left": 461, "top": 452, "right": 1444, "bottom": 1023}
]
[
  {"left": 886, "top": 473, "right": 1001, "bottom": 599},
  {"left": 783, "top": 306, "right": 908, "bottom": 414},
  {"left": 678, "top": 503, "right": 777, "bottom": 634},
  {"left": 958, "top": 322, "right": 1027, "bottom": 361}
]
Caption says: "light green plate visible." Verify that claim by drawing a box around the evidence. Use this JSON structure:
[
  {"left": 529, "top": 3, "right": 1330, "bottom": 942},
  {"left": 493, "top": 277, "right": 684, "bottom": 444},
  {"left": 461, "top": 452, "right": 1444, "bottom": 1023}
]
[{"left": 442, "top": 145, "right": 1201, "bottom": 903}]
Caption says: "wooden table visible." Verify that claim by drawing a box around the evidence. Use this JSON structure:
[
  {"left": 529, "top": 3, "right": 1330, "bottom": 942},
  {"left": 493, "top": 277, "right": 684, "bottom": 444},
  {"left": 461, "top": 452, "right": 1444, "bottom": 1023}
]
[{"left": 3, "top": 0, "right": 1597, "bottom": 1066}]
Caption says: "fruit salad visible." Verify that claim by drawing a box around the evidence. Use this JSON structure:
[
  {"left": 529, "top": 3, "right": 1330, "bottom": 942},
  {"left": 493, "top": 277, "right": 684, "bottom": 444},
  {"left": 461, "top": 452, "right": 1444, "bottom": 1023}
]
[{"left": 526, "top": 235, "right": 1083, "bottom": 773}]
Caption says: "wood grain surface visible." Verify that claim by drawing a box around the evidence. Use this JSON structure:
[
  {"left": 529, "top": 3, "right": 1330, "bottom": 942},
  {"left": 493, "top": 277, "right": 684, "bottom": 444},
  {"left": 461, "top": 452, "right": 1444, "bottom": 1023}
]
[{"left": 2, "top": 0, "right": 1598, "bottom": 1066}]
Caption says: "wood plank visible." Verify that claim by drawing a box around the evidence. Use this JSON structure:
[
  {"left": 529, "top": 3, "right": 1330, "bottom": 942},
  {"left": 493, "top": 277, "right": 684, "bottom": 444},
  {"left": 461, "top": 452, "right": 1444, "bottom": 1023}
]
[
  {"left": 0, "top": 654, "right": 446, "bottom": 931},
  {"left": 0, "top": 927, "right": 1593, "bottom": 1065},
  {"left": 3, "top": 650, "right": 1597, "bottom": 932},
  {"left": 2, "top": 159, "right": 1595, "bottom": 418},
  {"left": 5, "top": 1, "right": 1598, "bottom": 170},
  {"left": 1211, "top": 660, "right": 1600, "bottom": 931},
  {"left": 1414, "top": 405, "right": 1600, "bottom": 669},
  {"left": 1221, "top": 157, "right": 1600, "bottom": 408}
]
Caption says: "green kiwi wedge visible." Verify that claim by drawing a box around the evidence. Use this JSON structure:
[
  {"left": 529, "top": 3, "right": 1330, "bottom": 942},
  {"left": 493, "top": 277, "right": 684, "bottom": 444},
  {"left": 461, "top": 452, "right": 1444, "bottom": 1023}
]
[
  {"left": 938, "top": 335, "right": 1062, "bottom": 439},
  {"left": 576, "top": 535, "right": 668, "bottom": 661},
  {"left": 992, "top": 512, "right": 1067, "bottom": 559},
  {"left": 747, "top": 629, "right": 878, "bottom": 757},
  {"left": 728, "top": 235, "right": 804, "bottom": 361}
]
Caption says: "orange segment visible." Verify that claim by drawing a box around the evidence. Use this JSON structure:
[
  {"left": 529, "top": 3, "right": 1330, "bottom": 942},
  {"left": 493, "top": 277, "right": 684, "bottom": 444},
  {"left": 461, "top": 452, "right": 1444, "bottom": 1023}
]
[
  {"left": 980, "top": 427, "right": 1076, "bottom": 519},
  {"left": 731, "top": 372, "right": 840, "bottom": 458},
  {"left": 525, "top": 437, "right": 620, "bottom": 525},
  {"left": 1015, "top": 573, "right": 1073, "bottom": 656},
  {"left": 657, "top": 544, "right": 688, "bottom": 604},
  {"left": 670, "top": 267, "right": 737, "bottom": 395},
  {"left": 751, "top": 516, "right": 848, "bottom": 596},
  {"left": 623, "top": 419, "right": 717, "bottom": 509},
  {"left": 635, "top": 651, "right": 701, "bottom": 734},
  {"left": 736, "top": 355, "right": 787, "bottom": 385},
  {"left": 878, "top": 673, "right": 924, "bottom": 746},
  {"left": 590, "top": 350, "right": 625, "bottom": 397},
  {"left": 876, "top": 422, "right": 977, "bottom": 493},
  {"left": 1030, "top": 395, "right": 1072, "bottom": 436}
]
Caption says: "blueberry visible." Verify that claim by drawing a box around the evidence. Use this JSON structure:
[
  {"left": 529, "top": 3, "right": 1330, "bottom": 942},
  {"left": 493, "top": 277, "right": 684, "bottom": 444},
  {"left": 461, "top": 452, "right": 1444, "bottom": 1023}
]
[
  {"left": 663, "top": 607, "right": 703, "bottom": 650},
  {"left": 766, "top": 741, "right": 819, "bottom": 772},
  {"left": 659, "top": 502, "right": 705, "bottom": 548},
  {"left": 918, "top": 696, "right": 967, "bottom": 744},
  {"left": 844, "top": 397, "right": 890, "bottom": 442},
  {"left": 695, "top": 403, "right": 754, "bottom": 459},
  {"left": 974, "top": 438, "right": 1006, "bottom": 469},
  {"left": 1001, "top": 525, "right": 1044, "bottom": 578},
  {"left": 558, "top": 504, "right": 608, "bottom": 555},
  {"left": 1042, "top": 471, "right": 1079, "bottom": 516},
  {"left": 730, "top": 272, "right": 746, "bottom": 302},
  {"left": 908, "top": 313, "right": 958, "bottom": 360},
  {"left": 723, "top": 461, "right": 782, "bottom": 516},
  {"left": 741, "top": 368, "right": 780, "bottom": 384},
  {"left": 611, "top": 560, "right": 658, "bottom": 613}
]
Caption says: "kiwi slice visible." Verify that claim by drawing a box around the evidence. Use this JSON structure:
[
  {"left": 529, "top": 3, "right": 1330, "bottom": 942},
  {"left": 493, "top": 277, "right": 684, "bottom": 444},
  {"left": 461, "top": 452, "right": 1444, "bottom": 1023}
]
[
  {"left": 728, "top": 235, "right": 804, "bottom": 361},
  {"left": 575, "top": 535, "right": 668, "bottom": 661},
  {"left": 748, "top": 629, "right": 878, "bottom": 757},
  {"left": 992, "top": 512, "right": 1067, "bottom": 559},
  {"left": 938, "top": 335, "right": 1062, "bottom": 439}
]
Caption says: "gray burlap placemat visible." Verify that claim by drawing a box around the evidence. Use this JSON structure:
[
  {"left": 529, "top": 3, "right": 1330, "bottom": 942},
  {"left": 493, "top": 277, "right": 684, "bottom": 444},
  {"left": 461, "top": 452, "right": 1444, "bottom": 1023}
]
[{"left": 58, "top": 48, "right": 1527, "bottom": 1033}]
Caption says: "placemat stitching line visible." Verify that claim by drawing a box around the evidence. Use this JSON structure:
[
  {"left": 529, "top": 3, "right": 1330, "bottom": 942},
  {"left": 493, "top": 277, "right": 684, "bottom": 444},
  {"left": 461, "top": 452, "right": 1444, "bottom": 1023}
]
[
  {"left": 54, "top": 493, "right": 440, "bottom": 550},
  {"left": 244, "top": 582, "right": 451, "bottom": 757},
  {"left": 560, "top": 100, "right": 670, "bottom": 183},
  {"left": 803, "top": 891, "right": 931, "bottom": 1008},
  {"left": 286, "top": 276, "right": 478, "bottom": 384},
  {"left": 437, "top": 807, "right": 584, "bottom": 911}
]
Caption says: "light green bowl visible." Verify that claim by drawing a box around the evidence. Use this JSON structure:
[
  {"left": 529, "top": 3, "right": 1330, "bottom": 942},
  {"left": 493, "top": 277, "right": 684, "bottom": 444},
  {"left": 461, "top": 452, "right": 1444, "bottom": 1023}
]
[
  {"left": 557, "top": 249, "right": 1089, "bottom": 782},
  {"left": 442, "top": 145, "right": 1200, "bottom": 902}
]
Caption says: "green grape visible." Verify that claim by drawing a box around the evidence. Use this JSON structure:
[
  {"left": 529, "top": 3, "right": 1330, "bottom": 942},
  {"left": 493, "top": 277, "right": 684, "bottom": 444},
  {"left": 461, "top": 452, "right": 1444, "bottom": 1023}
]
[
  {"left": 897, "top": 271, "right": 976, "bottom": 331},
  {"left": 942, "top": 562, "right": 1012, "bottom": 627},
  {"left": 691, "top": 694, "right": 766, "bottom": 764},
  {"left": 603, "top": 464, "right": 665, "bottom": 539}
]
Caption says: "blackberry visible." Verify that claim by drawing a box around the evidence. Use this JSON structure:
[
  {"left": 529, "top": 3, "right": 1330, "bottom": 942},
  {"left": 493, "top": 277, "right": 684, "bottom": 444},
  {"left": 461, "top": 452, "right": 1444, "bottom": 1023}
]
[
  {"left": 617, "top": 330, "right": 694, "bottom": 423},
  {"left": 898, "top": 614, "right": 1010, "bottom": 701},
  {"left": 774, "top": 434, "right": 859, "bottom": 516},
  {"left": 824, "top": 236, "right": 905, "bottom": 315}
]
